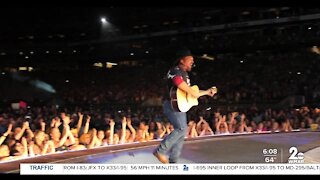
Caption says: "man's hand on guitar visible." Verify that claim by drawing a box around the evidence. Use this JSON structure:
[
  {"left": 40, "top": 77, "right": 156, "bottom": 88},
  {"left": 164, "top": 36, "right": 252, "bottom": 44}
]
[{"left": 208, "top": 86, "right": 218, "bottom": 97}]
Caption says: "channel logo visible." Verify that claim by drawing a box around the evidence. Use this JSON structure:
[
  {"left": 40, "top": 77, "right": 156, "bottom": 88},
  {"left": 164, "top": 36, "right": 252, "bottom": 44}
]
[{"left": 288, "top": 147, "right": 304, "bottom": 164}]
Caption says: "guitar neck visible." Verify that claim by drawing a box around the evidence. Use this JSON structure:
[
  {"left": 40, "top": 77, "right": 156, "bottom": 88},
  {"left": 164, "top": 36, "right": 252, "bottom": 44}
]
[{"left": 198, "top": 90, "right": 210, "bottom": 97}]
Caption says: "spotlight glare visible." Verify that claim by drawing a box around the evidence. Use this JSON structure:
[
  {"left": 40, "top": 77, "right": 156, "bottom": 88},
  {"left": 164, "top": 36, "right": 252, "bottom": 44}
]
[{"left": 101, "top": 18, "right": 107, "bottom": 23}]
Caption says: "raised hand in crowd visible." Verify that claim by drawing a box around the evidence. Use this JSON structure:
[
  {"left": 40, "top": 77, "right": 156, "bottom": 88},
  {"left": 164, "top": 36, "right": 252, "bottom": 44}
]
[{"left": 0, "top": 124, "right": 12, "bottom": 145}]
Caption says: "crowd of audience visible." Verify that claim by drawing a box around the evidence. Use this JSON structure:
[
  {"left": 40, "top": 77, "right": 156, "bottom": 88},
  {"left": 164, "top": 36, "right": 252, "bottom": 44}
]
[
  {"left": 0, "top": 100, "right": 319, "bottom": 162},
  {"left": 13, "top": 49, "right": 317, "bottom": 107}
]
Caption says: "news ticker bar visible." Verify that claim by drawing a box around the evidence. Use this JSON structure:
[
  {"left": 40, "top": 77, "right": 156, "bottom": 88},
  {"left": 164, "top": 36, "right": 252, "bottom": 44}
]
[{"left": 20, "top": 163, "right": 320, "bottom": 175}]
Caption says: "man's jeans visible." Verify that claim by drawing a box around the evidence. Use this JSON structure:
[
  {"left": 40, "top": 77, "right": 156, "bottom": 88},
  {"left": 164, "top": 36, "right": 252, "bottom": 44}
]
[{"left": 155, "top": 100, "right": 187, "bottom": 163}]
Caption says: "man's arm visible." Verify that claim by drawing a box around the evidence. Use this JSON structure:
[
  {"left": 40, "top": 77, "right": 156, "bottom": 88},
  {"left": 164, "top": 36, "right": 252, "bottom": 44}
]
[{"left": 177, "top": 81, "right": 215, "bottom": 98}]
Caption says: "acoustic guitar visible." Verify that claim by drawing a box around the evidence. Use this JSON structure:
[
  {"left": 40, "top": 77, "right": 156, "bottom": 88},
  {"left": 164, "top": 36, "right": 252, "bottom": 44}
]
[{"left": 170, "top": 85, "right": 217, "bottom": 112}]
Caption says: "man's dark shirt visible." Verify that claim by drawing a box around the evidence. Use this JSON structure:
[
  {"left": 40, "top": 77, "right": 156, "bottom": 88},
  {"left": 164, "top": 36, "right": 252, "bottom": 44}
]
[{"left": 164, "top": 65, "right": 190, "bottom": 101}]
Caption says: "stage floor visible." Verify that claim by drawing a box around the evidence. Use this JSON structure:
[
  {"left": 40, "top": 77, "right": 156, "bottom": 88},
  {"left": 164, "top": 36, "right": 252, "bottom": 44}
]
[{"left": 1, "top": 131, "right": 319, "bottom": 173}]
